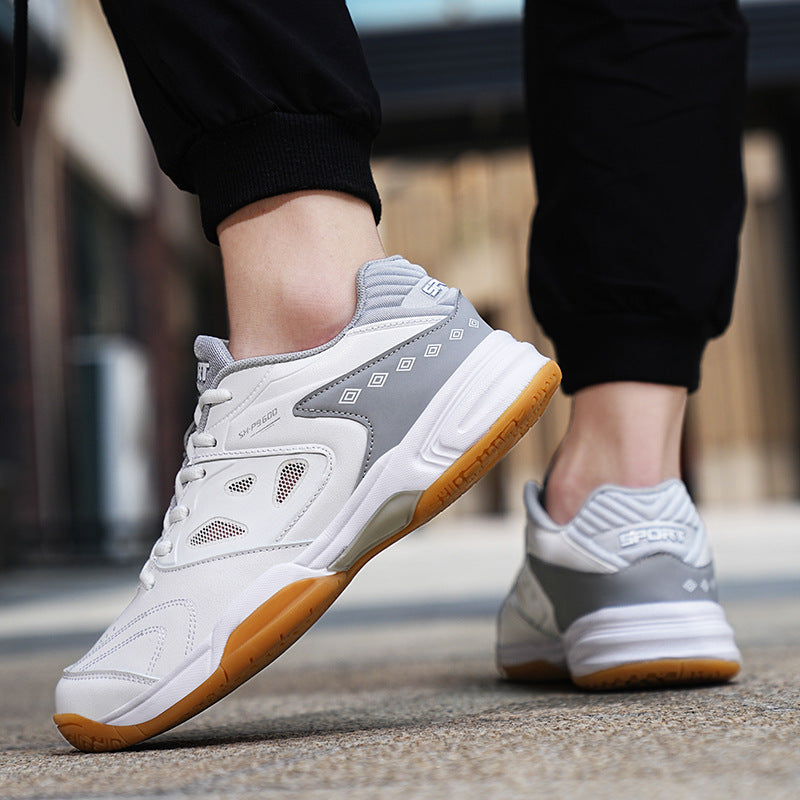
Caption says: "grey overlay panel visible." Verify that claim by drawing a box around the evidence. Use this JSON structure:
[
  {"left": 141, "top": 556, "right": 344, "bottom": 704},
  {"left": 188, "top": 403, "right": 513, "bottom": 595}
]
[
  {"left": 294, "top": 296, "right": 491, "bottom": 478},
  {"left": 528, "top": 553, "right": 719, "bottom": 631}
]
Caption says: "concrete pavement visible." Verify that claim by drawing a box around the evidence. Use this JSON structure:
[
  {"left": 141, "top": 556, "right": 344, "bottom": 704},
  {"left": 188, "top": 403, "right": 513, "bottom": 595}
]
[{"left": 1, "top": 505, "right": 798, "bottom": 799}]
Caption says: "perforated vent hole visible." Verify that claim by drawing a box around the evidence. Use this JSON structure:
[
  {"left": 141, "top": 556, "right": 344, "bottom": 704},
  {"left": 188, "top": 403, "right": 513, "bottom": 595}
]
[
  {"left": 225, "top": 474, "right": 256, "bottom": 495},
  {"left": 188, "top": 518, "right": 247, "bottom": 547},
  {"left": 274, "top": 459, "right": 308, "bottom": 504}
]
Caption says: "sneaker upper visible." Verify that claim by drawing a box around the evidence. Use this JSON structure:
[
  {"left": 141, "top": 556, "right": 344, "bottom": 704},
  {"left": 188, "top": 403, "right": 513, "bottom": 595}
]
[
  {"left": 56, "top": 256, "right": 499, "bottom": 720},
  {"left": 498, "top": 479, "right": 717, "bottom": 649}
]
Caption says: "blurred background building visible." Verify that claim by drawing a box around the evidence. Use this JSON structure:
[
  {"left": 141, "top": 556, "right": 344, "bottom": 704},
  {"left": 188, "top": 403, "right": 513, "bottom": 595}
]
[{"left": 1, "top": 0, "right": 800, "bottom": 567}]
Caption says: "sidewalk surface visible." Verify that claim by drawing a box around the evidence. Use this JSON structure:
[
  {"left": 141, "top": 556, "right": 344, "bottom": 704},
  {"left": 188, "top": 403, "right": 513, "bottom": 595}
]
[{"left": 1, "top": 503, "right": 798, "bottom": 799}]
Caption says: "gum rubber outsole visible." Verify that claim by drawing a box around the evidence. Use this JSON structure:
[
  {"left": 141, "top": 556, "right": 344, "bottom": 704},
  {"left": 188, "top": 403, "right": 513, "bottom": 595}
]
[
  {"left": 500, "top": 657, "right": 740, "bottom": 690},
  {"left": 54, "top": 360, "right": 562, "bottom": 752},
  {"left": 572, "top": 658, "right": 741, "bottom": 690}
]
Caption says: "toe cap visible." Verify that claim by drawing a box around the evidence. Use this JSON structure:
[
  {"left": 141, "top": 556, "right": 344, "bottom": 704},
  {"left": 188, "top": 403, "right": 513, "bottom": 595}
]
[{"left": 55, "top": 670, "right": 157, "bottom": 722}]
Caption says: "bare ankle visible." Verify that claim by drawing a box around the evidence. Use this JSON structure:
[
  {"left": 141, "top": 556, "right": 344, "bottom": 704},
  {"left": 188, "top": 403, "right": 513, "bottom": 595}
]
[
  {"left": 229, "top": 282, "right": 357, "bottom": 359},
  {"left": 543, "top": 382, "right": 687, "bottom": 524},
  {"left": 218, "top": 191, "right": 386, "bottom": 359}
]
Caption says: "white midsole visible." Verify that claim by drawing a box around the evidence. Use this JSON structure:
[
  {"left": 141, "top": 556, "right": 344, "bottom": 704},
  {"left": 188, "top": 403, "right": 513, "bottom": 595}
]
[
  {"left": 564, "top": 600, "right": 742, "bottom": 679},
  {"left": 299, "top": 331, "right": 550, "bottom": 570},
  {"left": 497, "top": 600, "right": 741, "bottom": 677},
  {"left": 102, "top": 332, "right": 552, "bottom": 727}
]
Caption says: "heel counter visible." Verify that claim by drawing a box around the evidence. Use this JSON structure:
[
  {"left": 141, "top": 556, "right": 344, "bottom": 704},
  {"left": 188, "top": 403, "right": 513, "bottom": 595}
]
[{"left": 528, "top": 552, "right": 719, "bottom": 631}]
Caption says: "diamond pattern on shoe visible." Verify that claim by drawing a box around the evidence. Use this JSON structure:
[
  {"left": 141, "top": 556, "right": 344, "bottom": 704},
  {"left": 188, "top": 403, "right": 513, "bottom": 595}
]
[{"left": 496, "top": 480, "right": 741, "bottom": 689}]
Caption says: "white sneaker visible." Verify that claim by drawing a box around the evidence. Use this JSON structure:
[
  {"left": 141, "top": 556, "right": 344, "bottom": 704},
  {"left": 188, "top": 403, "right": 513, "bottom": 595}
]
[
  {"left": 497, "top": 480, "right": 741, "bottom": 688},
  {"left": 55, "top": 256, "right": 561, "bottom": 751}
]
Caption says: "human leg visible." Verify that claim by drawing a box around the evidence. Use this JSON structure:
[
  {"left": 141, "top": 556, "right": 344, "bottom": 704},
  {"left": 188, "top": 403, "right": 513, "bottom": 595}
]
[
  {"left": 497, "top": 0, "right": 747, "bottom": 686},
  {"left": 525, "top": 0, "right": 746, "bottom": 398},
  {"left": 526, "top": 0, "right": 746, "bottom": 517},
  {"left": 544, "top": 382, "right": 686, "bottom": 524},
  {"left": 100, "top": 0, "right": 388, "bottom": 359},
  {"left": 218, "top": 191, "right": 385, "bottom": 359}
]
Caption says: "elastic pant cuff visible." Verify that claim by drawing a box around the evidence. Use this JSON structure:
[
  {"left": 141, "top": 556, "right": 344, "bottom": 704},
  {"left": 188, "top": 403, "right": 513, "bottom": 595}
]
[
  {"left": 551, "top": 316, "right": 710, "bottom": 394},
  {"left": 188, "top": 112, "right": 381, "bottom": 244}
]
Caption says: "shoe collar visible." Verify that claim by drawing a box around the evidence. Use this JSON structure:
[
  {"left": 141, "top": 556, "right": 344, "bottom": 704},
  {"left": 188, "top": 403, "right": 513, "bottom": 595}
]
[{"left": 524, "top": 478, "right": 689, "bottom": 531}]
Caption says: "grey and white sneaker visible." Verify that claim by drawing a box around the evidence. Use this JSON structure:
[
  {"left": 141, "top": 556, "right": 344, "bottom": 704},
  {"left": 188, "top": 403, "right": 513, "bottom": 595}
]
[
  {"left": 497, "top": 480, "right": 741, "bottom": 689},
  {"left": 54, "top": 256, "right": 560, "bottom": 751}
]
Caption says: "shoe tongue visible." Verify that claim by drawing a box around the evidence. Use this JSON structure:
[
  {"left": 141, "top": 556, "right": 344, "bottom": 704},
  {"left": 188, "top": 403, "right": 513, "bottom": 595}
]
[{"left": 194, "top": 335, "right": 234, "bottom": 392}]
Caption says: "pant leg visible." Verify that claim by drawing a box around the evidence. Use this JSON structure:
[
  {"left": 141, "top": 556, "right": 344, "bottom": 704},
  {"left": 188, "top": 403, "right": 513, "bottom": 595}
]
[
  {"left": 524, "top": 0, "right": 747, "bottom": 393},
  {"left": 100, "top": 0, "right": 381, "bottom": 243}
]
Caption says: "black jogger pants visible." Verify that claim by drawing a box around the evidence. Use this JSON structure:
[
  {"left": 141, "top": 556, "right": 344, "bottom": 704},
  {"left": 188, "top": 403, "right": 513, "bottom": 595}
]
[{"left": 99, "top": 0, "right": 748, "bottom": 394}]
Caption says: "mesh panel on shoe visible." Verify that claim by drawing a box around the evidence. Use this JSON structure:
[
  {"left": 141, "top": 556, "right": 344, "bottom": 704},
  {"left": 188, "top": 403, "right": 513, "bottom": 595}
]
[
  {"left": 274, "top": 459, "right": 308, "bottom": 504},
  {"left": 225, "top": 474, "right": 256, "bottom": 495},
  {"left": 188, "top": 518, "right": 247, "bottom": 547}
]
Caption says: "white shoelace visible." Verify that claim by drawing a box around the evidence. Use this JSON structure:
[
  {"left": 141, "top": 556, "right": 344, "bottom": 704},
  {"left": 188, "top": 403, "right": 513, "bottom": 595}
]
[{"left": 139, "top": 387, "right": 232, "bottom": 590}]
